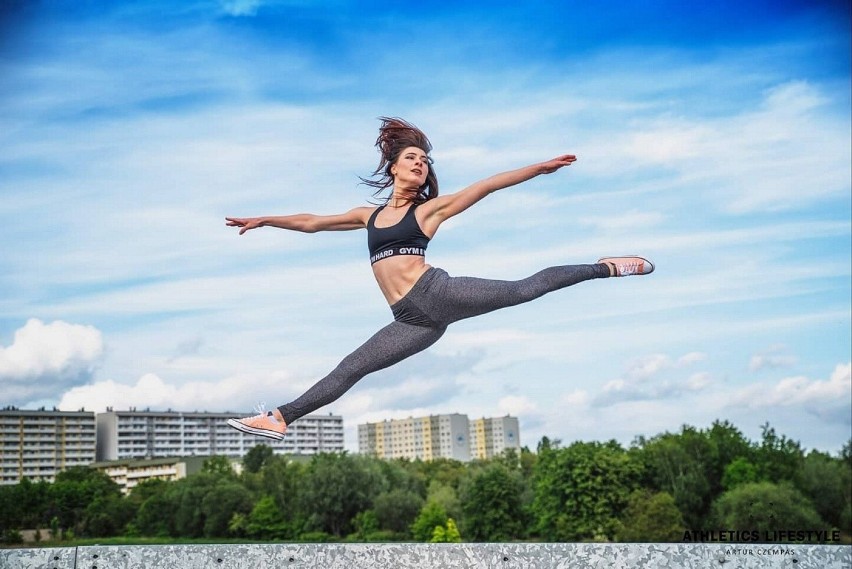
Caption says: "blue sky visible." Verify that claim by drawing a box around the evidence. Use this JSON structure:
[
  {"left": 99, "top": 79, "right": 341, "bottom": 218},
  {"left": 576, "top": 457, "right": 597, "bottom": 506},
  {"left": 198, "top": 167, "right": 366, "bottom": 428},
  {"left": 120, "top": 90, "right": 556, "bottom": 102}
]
[{"left": 2, "top": 0, "right": 850, "bottom": 453}]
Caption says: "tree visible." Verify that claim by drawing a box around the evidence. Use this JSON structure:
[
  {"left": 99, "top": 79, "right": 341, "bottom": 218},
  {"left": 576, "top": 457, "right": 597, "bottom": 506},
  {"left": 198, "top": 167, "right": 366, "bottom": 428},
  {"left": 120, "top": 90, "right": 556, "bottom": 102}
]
[
  {"left": 519, "top": 447, "right": 538, "bottom": 481},
  {"left": 425, "top": 480, "right": 462, "bottom": 522},
  {"left": 49, "top": 467, "right": 123, "bottom": 535},
  {"left": 299, "top": 453, "right": 385, "bottom": 537},
  {"left": 705, "top": 420, "right": 757, "bottom": 495},
  {"left": 0, "top": 478, "right": 50, "bottom": 536},
  {"left": 411, "top": 501, "right": 448, "bottom": 542},
  {"left": 202, "top": 455, "right": 237, "bottom": 477},
  {"left": 0, "top": 485, "right": 20, "bottom": 540},
  {"left": 246, "top": 495, "right": 289, "bottom": 539},
  {"left": 533, "top": 440, "right": 641, "bottom": 541},
  {"left": 243, "top": 445, "right": 275, "bottom": 474},
  {"left": 350, "top": 510, "right": 379, "bottom": 540},
  {"left": 431, "top": 518, "right": 462, "bottom": 543},
  {"left": 258, "top": 455, "right": 308, "bottom": 538},
  {"left": 712, "top": 481, "right": 824, "bottom": 535},
  {"left": 410, "top": 458, "right": 467, "bottom": 491},
  {"left": 170, "top": 475, "right": 213, "bottom": 537},
  {"left": 133, "top": 483, "right": 176, "bottom": 537},
  {"left": 842, "top": 440, "right": 852, "bottom": 533},
  {"left": 755, "top": 423, "right": 804, "bottom": 485},
  {"left": 200, "top": 482, "right": 253, "bottom": 537},
  {"left": 375, "top": 459, "right": 427, "bottom": 497},
  {"left": 798, "top": 450, "right": 851, "bottom": 530},
  {"left": 722, "top": 457, "right": 761, "bottom": 490},
  {"left": 373, "top": 489, "right": 423, "bottom": 536},
  {"left": 82, "top": 494, "right": 135, "bottom": 537},
  {"left": 461, "top": 462, "right": 528, "bottom": 541},
  {"left": 615, "top": 490, "right": 685, "bottom": 542},
  {"left": 635, "top": 429, "right": 713, "bottom": 529}
]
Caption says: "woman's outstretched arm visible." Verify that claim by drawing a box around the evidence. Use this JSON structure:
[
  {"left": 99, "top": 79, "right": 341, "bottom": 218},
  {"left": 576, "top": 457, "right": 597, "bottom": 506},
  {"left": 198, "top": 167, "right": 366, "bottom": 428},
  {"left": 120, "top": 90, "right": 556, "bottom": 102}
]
[
  {"left": 226, "top": 207, "right": 373, "bottom": 235},
  {"left": 420, "top": 154, "right": 576, "bottom": 231}
]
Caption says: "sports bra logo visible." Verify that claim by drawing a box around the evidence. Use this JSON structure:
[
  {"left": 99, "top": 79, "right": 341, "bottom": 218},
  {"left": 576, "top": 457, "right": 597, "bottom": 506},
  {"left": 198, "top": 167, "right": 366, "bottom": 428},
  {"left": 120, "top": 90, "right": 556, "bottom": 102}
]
[{"left": 370, "top": 247, "right": 426, "bottom": 264}]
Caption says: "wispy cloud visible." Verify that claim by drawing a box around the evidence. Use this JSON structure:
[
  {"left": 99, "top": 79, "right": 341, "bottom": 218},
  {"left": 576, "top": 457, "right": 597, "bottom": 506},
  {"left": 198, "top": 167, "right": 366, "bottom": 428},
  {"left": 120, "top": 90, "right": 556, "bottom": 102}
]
[
  {"left": 592, "top": 351, "right": 712, "bottom": 408},
  {"left": 219, "top": 0, "right": 264, "bottom": 17},
  {"left": 731, "top": 363, "right": 852, "bottom": 424},
  {"left": 749, "top": 345, "right": 798, "bottom": 372}
]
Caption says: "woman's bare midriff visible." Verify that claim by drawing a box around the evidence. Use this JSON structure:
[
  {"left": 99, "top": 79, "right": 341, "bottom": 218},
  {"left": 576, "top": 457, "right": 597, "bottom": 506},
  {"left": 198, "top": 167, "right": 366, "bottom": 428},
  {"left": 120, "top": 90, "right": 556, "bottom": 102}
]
[{"left": 372, "top": 255, "right": 432, "bottom": 305}]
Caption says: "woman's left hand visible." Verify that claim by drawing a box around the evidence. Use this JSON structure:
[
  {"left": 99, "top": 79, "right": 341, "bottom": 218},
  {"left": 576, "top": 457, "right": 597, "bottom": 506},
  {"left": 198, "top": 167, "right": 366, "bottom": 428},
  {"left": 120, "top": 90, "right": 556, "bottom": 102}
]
[{"left": 540, "top": 154, "right": 577, "bottom": 174}]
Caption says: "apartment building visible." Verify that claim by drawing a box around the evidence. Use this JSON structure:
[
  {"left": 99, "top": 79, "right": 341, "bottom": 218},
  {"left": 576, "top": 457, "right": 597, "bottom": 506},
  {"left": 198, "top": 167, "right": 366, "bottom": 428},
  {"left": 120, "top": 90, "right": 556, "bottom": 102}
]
[
  {"left": 96, "top": 409, "right": 344, "bottom": 461},
  {"left": 356, "top": 414, "right": 457, "bottom": 461},
  {"left": 91, "top": 455, "right": 229, "bottom": 494},
  {"left": 359, "top": 413, "right": 522, "bottom": 462},
  {"left": 0, "top": 408, "right": 97, "bottom": 485},
  {"left": 469, "top": 415, "right": 520, "bottom": 460}
]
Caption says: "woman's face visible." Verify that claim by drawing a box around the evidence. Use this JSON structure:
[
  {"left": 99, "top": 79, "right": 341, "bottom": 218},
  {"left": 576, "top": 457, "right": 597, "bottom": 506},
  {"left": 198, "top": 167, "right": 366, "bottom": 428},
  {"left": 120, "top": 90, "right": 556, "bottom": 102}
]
[{"left": 392, "top": 146, "right": 430, "bottom": 187}]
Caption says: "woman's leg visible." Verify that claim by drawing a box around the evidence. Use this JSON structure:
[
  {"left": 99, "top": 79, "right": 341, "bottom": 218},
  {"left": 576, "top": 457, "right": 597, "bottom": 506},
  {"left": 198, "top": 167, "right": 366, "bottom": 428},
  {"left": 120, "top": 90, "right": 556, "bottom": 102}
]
[
  {"left": 275, "top": 320, "right": 445, "bottom": 425},
  {"left": 430, "top": 263, "right": 611, "bottom": 326}
]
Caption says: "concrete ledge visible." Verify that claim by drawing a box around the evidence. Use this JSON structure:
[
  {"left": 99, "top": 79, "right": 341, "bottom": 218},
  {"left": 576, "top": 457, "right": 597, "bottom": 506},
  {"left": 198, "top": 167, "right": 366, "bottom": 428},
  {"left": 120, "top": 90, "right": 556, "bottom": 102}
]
[{"left": 2, "top": 543, "right": 849, "bottom": 568}]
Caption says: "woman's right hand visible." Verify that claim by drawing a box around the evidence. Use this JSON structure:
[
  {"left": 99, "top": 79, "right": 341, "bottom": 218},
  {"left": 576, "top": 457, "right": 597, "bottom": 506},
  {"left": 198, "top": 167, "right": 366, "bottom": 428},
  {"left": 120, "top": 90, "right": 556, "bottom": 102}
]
[{"left": 225, "top": 217, "right": 265, "bottom": 235}]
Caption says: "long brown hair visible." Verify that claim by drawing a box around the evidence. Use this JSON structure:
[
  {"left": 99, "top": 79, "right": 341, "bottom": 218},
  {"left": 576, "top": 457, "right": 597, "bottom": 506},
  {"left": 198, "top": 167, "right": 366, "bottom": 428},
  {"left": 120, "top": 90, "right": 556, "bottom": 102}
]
[{"left": 360, "top": 117, "right": 439, "bottom": 204}]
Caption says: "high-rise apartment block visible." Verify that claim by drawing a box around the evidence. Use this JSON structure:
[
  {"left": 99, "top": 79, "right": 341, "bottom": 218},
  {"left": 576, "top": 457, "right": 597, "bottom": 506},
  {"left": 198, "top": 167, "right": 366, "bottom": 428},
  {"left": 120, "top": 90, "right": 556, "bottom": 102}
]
[
  {"left": 97, "top": 409, "right": 344, "bottom": 461},
  {"left": 2, "top": 407, "right": 344, "bottom": 485},
  {"left": 470, "top": 415, "right": 520, "bottom": 460},
  {"left": 358, "top": 413, "right": 471, "bottom": 462},
  {"left": 1, "top": 408, "right": 97, "bottom": 485},
  {"left": 358, "top": 413, "right": 520, "bottom": 462}
]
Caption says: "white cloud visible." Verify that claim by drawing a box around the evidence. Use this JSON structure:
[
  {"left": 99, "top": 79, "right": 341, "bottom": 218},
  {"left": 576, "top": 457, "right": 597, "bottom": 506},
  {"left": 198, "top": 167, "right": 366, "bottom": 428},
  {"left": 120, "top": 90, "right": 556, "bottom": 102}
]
[
  {"left": 592, "top": 351, "right": 715, "bottom": 407},
  {"left": 57, "top": 370, "right": 295, "bottom": 415},
  {"left": 732, "top": 362, "right": 852, "bottom": 423},
  {"left": 686, "top": 372, "right": 713, "bottom": 391},
  {"left": 561, "top": 389, "right": 590, "bottom": 407},
  {"left": 620, "top": 351, "right": 707, "bottom": 383},
  {"left": 628, "top": 122, "right": 715, "bottom": 164},
  {"left": 535, "top": 360, "right": 851, "bottom": 453},
  {"left": 761, "top": 80, "right": 827, "bottom": 114},
  {"left": 498, "top": 395, "right": 537, "bottom": 416},
  {"left": 219, "top": 0, "right": 264, "bottom": 16},
  {"left": 678, "top": 352, "right": 707, "bottom": 366},
  {"left": 578, "top": 210, "right": 666, "bottom": 232},
  {"left": 0, "top": 319, "right": 103, "bottom": 404},
  {"left": 625, "top": 353, "right": 672, "bottom": 380},
  {"left": 619, "top": 80, "right": 850, "bottom": 214},
  {"left": 749, "top": 345, "right": 798, "bottom": 372}
]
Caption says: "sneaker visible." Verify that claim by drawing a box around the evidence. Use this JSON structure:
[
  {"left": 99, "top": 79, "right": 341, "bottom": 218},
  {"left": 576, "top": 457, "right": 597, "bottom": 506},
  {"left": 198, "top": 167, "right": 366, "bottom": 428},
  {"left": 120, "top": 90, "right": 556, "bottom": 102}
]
[
  {"left": 227, "top": 409, "right": 287, "bottom": 440},
  {"left": 598, "top": 256, "right": 655, "bottom": 277}
]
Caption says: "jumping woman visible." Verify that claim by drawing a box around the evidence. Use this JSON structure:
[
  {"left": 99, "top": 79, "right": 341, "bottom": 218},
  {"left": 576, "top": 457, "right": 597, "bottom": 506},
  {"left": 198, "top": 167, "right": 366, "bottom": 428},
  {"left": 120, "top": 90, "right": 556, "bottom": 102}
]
[{"left": 225, "top": 117, "right": 654, "bottom": 440}]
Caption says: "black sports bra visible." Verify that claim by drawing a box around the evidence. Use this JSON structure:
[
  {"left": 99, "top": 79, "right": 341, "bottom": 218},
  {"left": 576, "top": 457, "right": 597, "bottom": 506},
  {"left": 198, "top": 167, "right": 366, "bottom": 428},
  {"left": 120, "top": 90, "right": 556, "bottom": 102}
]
[{"left": 367, "top": 204, "right": 431, "bottom": 265}]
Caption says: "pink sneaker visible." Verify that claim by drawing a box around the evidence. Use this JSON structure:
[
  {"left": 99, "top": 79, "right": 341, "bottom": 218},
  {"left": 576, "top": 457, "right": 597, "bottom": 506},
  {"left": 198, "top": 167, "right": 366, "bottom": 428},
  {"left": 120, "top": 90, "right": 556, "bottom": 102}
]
[
  {"left": 598, "top": 256, "right": 655, "bottom": 277},
  {"left": 227, "top": 410, "right": 287, "bottom": 440}
]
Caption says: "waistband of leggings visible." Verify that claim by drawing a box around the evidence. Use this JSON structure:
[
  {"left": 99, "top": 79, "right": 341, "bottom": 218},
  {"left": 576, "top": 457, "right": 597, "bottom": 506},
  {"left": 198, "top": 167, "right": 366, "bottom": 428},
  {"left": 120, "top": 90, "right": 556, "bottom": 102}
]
[{"left": 390, "top": 267, "right": 445, "bottom": 310}]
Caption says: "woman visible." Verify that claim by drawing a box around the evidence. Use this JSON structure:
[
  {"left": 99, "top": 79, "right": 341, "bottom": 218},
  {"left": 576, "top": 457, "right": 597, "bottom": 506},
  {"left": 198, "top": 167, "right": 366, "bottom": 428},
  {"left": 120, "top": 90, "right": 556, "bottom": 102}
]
[{"left": 225, "top": 117, "right": 653, "bottom": 440}]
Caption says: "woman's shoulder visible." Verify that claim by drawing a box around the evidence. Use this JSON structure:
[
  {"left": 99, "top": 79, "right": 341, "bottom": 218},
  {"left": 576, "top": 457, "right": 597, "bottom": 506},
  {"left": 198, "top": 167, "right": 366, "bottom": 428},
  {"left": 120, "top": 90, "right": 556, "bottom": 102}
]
[
  {"left": 350, "top": 205, "right": 379, "bottom": 216},
  {"left": 413, "top": 194, "right": 453, "bottom": 223},
  {"left": 348, "top": 205, "right": 381, "bottom": 225}
]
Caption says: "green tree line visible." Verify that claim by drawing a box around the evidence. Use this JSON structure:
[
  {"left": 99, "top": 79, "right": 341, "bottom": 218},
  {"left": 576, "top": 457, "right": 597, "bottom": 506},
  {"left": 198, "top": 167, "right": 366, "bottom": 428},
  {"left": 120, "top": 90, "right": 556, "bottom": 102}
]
[{"left": 1, "top": 420, "right": 849, "bottom": 544}]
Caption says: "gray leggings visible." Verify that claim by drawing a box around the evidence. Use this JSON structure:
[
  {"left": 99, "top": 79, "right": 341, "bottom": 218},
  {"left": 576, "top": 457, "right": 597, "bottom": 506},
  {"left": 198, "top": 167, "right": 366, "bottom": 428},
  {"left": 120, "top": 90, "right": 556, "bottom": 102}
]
[{"left": 277, "top": 263, "right": 609, "bottom": 424}]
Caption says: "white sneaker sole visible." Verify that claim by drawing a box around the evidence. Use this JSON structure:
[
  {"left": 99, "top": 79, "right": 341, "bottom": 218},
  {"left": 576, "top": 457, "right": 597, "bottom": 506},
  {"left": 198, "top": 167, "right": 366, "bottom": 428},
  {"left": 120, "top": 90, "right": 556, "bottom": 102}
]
[{"left": 227, "top": 418, "right": 286, "bottom": 440}]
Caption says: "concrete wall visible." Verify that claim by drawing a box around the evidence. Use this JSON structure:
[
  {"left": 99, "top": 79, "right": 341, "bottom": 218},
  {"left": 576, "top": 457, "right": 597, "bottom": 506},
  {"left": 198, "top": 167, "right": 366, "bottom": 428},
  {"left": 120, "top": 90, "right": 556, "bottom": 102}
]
[{"left": 2, "top": 543, "right": 849, "bottom": 568}]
